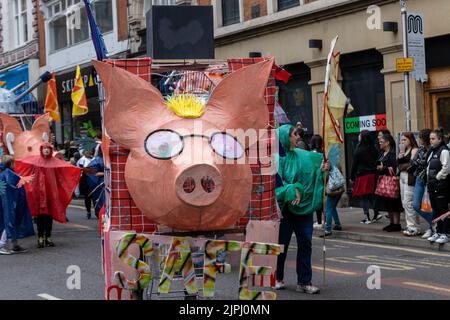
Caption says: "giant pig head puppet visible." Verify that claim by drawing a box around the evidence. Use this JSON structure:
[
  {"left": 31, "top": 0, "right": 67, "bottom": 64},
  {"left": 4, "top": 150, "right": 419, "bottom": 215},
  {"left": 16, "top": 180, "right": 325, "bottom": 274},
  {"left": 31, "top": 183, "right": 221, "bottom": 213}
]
[
  {"left": 93, "top": 59, "right": 274, "bottom": 231},
  {"left": 0, "top": 113, "right": 51, "bottom": 160}
]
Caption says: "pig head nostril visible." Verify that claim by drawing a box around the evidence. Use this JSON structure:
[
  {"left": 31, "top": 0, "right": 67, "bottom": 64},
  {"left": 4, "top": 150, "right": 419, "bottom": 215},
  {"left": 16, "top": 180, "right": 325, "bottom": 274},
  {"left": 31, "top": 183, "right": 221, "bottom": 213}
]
[
  {"left": 182, "top": 177, "right": 196, "bottom": 193},
  {"left": 201, "top": 176, "right": 215, "bottom": 193}
]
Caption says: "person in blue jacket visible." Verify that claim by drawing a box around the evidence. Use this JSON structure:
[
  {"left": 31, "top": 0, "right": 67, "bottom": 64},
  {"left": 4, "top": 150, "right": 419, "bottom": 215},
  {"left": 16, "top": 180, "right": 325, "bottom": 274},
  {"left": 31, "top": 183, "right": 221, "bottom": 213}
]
[
  {"left": 85, "top": 148, "right": 105, "bottom": 219},
  {"left": 0, "top": 155, "right": 34, "bottom": 255}
]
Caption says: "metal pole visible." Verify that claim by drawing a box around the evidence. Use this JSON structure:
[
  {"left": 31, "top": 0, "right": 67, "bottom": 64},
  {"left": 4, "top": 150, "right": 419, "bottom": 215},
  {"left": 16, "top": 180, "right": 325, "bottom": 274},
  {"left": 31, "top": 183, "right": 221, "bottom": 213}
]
[{"left": 401, "top": 1, "right": 411, "bottom": 131}]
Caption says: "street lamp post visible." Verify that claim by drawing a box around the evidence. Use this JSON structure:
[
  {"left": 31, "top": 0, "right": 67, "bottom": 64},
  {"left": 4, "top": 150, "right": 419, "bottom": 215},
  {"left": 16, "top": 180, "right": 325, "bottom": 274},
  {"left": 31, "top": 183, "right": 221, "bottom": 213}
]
[{"left": 400, "top": 0, "right": 411, "bottom": 131}]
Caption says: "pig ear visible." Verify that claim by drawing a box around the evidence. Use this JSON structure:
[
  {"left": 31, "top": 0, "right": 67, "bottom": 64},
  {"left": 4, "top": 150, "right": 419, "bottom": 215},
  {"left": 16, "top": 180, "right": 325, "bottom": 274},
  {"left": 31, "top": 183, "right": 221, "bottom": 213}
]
[
  {"left": 31, "top": 113, "right": 51, "bottom": 138},
  {"left": 93, "top": 60, "right": 176, "bottom": 149},
  {"left": 203, "top": 58, "right": 273, "bottom": 131},
  {"left": 0, "top": 113, "right": 22, "bottom": 144}
]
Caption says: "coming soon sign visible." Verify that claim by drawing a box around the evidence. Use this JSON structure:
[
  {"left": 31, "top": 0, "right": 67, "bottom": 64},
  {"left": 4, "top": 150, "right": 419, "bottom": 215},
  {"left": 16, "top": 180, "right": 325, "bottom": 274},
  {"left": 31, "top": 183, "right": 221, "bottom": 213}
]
[{"left": 344, "top": 114, "right": 387, "bottom": 134}]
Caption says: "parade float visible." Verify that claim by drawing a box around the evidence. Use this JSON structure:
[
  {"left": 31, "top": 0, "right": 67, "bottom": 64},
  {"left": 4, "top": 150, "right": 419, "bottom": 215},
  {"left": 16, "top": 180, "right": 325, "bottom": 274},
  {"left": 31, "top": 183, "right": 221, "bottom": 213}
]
[{"left": 96, "top": 57, "right": 285, "bottom": 300}]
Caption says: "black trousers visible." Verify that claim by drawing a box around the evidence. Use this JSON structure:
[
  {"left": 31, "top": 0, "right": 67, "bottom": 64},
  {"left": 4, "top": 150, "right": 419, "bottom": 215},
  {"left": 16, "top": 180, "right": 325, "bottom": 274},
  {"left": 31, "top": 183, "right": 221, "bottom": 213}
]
[
  {"left": 84, "top": 195, "right": 93, "bottom": 214},
  {"left": 429, "top": 189, "right": 450, "bottom": 235},
  {"left": 37, "top": 215, "right": 53, "bottom": 238}
]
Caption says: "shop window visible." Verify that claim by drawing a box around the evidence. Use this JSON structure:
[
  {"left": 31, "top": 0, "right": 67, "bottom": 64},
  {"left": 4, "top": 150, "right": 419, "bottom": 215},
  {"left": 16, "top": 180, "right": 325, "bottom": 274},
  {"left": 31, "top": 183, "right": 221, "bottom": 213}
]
[
  {"left": 340, "top": 50, "right": 386, "bottom": 190},
  {"left": 278, "top": 63, "right": 314, "bottom": 135},
  {"left": 48, "top": 0, "right": 114, "bottom": 52},
  {"left": 13, "top": 0, "right": 29, "bottom": 47},
  {"left": 277, "top": 0, "right": 299, "bottom": 11},
  {"left": 222, "top": 0, "right": 240, "bottom": 26}
]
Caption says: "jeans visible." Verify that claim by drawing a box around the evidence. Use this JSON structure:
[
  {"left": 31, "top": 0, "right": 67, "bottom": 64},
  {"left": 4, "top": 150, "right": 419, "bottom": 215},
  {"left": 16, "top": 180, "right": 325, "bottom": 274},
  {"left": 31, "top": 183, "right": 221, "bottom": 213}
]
[
  {"left": 276, "top": 209, "right": 313, "bottom": 285},
  {"left": 412, "top": 176, "right": 434, "bottom": 230},
  {"left": 325, "top": 194, "right": 342, "bottom": 233},
  {"left": 429, "top": 189, "right": 450, "bottom": 235},
  {"left": 400, "top": 172, "right": 420, "bottom": 230},
  {"left": 360, "top": 195, "right": 375, "bottom": 218}
]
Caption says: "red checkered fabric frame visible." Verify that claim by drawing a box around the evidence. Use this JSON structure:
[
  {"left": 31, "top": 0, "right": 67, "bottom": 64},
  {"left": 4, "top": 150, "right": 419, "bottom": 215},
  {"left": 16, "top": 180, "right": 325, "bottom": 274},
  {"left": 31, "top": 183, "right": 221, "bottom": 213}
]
[
  {"left": 103, "top": 58, "right": 158, "bottom": 233},
  {"left": 227, "top": 58, "right": 279, "bottom": 226}
]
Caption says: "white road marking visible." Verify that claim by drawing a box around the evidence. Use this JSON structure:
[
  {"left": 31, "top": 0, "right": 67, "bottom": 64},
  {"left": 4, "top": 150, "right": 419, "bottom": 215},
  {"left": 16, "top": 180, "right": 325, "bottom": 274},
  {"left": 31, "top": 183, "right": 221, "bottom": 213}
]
[
  {"left": 402, "top": 282, "right": 450, "bottom": 293},
  {"left": 313, "top": 237, "right": 450, "bottom": 258},
  {"left": 37, "top": 293, "right": 63, "bottom": 300},
  {"left": 68, "top": 205, "right": 86, "bottom": 210},
  {"left": 312, "top": 265, "right": 358, "bottom": 276}
]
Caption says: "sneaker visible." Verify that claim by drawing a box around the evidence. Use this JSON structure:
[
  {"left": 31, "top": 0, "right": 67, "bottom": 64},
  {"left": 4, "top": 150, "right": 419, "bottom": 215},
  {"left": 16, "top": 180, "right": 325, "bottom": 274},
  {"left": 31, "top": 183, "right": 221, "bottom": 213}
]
[
  {"left": 37, "top": 237, "right": 44, "bottom": 249},
  {"left": 45, "top": 238, "right": 55, "bottom": 247},
  {"left": 427, "top": 233, "right": 440, "bottom": 242},
  {"left": 360, "top": 218, "right": 371, "bottom": 224},
  {"left": 372, "top": 214, "right": 383, "bottom": 223},
  {"left": 383, "top": 224, "right": 393, "bottom": 231},
  {"left": 87, "top": 213, "right": 91, "bottom": 220},
  {"left": 333, "top": 225, "right": 342, "bottom": 231},
  {"left": 0, "top": 247, "right": 13, "bottom": 255},
  {"left": 11, "top": 245, "right": 28, "bottom": 254},
  {"left": 421, "top": 229, "right": 434, "bottom": 239},
  {"left": 274, "top": 281, "right": 285, "bottom": 290},
  {"left": 320, "top": 231, "right": 332, "bottom": 238},
  {"left": 296, "top": 284, "right": 320, "bottom": 294},
  {"left": 435, "top": 234, "right": 449, "bottom": 244},
  {"left": 313, "top": 223, "right": 323, "bottom": 230},
  {"left": 403, "top": 228, "right": 420, "bottom": 237}
]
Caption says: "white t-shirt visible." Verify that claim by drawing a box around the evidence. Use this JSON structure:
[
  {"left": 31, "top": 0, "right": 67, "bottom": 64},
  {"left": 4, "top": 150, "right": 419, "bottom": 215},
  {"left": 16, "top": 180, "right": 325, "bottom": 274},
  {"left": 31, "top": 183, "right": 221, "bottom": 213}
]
[{"left": 77, "top": 156, "right": 92, "bottom": 168}]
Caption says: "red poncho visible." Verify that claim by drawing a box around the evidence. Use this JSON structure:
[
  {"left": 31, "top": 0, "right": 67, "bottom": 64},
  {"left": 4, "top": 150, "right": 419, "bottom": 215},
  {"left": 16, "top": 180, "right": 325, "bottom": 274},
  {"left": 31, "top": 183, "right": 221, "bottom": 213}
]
[{"left": 14, "top": 142, "right": 81, "bottom": 223}]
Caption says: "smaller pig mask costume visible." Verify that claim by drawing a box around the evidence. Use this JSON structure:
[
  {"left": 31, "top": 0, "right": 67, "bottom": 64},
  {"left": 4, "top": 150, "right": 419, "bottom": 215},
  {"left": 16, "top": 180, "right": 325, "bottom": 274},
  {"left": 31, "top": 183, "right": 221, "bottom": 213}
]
[
  {"left": 93, "top": 59, "right": 273, "bottom": 231},
  {"left": 0, "top": 113, "right": 51, "bottom": 160}
]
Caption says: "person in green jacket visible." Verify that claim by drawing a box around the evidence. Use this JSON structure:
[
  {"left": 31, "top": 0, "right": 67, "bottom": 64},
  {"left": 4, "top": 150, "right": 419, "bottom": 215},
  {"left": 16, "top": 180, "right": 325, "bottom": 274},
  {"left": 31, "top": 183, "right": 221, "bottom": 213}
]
[{"left": 275, "top": 124, "right": 329, "bottom": 294}]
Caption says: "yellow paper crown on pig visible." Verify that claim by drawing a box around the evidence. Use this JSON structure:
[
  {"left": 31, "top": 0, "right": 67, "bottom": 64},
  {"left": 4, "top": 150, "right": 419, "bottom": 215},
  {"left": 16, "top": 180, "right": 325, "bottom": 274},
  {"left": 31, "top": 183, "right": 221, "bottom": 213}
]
[{"left": 165, "top": 94, "right": 205, "bottom": 119}]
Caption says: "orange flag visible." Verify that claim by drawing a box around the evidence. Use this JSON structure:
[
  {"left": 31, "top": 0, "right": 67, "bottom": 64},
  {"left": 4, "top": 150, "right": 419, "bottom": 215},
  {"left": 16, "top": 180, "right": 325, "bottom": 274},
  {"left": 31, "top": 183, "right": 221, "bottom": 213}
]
[
  {"left": 44, "top": 72, "right": 60, "bottom": 122},
  {"left": 72, "top": 65, "right": 88, "bottom": 117}
]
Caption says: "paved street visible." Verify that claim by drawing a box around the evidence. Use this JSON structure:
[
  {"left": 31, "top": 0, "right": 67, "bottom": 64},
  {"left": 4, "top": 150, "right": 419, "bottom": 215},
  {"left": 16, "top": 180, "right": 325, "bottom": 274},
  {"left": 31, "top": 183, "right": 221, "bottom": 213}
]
[{"left": 1, "top": 204, "right": 449, "bottom": 300}]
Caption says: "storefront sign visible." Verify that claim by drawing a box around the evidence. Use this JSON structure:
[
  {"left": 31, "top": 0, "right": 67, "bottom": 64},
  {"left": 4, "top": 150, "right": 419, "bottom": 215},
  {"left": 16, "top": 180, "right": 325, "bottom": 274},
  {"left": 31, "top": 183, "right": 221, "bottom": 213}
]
[
  {"left": 396, "top": 58, "right": 414, "bottom": 72},
  {"left": 407, "top": 12, "right": 427, "bottom": 82},
  {"left": 344, "top": 114, "right": 387, "bottom": 134},
  {"left": 56, "top": 65, "right": 99, "bottom": 103}
]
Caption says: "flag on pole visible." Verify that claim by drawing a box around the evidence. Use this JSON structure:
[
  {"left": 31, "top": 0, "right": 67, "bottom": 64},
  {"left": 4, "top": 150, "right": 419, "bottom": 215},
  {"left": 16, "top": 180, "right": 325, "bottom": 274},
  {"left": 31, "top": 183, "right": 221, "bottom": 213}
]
[
  {"left": 82, "top": 0, "right": 108, "bottom": 61},
  {"left": 322, "top": 36, "right": 353, "bottom": 159},
  {"left": 44, "top": 72, "right": 60, "bottom": 122},
  {"left": 72, "top": 65, "right": 88, "bottom": 117}
]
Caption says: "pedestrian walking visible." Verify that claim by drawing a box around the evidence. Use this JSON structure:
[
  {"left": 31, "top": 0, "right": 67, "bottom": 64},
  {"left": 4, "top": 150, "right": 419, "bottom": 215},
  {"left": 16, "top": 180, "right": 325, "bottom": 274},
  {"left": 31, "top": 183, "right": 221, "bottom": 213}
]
[
  {"left": 411, "top": 129, "right": 435, "bottom": 239},
  {"left": 375, "top": 133, "right": 403, "bottom": 232},
  {"left": 77, "top": 150, "right": 94, "bottom": 219},
  {"left": 275, "top": 124, "right": 329, "bottom": 294},
  {"left": 426, "top": 128, "right": 450, "bottom": 244},
  {"left": 323, "top": 164, "right": 345, "bottom": 236},
  {"left": 310, "top": 134, "right": 324, "bottom": 230},
  {"left": 398, "top": 132, "right": 420, "bottom": 236},
  {"left": 350, "top": 130, "right": 380, "bottom": 224}
]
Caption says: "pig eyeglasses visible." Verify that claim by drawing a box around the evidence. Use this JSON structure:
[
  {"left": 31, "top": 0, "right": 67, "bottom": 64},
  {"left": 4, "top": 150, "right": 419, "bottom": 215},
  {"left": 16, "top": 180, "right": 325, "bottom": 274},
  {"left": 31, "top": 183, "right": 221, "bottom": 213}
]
[{"left": 145, "top": 129, "right": 245, "bottom": 160}]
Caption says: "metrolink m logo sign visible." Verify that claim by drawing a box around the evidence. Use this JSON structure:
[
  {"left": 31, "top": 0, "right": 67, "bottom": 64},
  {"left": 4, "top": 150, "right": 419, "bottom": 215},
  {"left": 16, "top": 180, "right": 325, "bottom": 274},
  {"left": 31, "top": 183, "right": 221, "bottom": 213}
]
[{"left": 344, "top": 114, "right": 387, "bottom": 134}]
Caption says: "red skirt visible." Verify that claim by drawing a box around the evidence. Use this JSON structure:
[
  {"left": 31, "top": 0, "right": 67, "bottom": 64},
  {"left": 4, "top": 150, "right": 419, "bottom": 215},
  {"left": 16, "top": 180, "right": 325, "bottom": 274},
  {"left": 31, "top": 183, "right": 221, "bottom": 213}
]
[{"left": 352, "top": 174, "right": 376, "bottom": 197}]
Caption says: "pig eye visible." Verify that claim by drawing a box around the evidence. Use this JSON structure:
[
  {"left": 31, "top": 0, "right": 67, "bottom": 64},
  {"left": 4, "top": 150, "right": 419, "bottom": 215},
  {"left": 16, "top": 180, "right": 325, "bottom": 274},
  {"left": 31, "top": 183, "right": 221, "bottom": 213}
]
[
  {"left": 210, "top": 133, "right": 244, "bottom": 159},
  {"left": 145, "top": 129, "right": 184, "bottom": 159}
]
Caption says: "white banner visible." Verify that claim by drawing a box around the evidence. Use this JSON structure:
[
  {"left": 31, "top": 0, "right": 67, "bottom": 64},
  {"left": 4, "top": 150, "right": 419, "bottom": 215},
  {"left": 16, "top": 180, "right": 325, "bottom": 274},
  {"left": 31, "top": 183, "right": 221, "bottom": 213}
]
[{"left": 407, "top": 12, "right": 427, "bottom": 82}]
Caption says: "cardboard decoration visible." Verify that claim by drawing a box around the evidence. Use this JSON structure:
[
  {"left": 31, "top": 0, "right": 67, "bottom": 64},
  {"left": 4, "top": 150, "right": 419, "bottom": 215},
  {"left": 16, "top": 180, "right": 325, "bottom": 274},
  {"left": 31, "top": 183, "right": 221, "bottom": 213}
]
[
  {"left": 93, "top": 59, "right": 273, "bottom": 231},
  {"left": 0, "top": 113, "right": 51, "bottom": 160}
]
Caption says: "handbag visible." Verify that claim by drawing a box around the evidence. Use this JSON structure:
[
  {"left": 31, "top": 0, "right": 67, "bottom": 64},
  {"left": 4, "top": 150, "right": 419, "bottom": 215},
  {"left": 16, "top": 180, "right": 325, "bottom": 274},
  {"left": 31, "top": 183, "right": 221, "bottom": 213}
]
[
  {"left": 375, "top": 167, "right": 400, "bottom": 198},
  {"left": 421, "top": 187, "right": 433, "bottom": 213},
  {"left": 327, "top": 166, "right": 345, "bottom": 191}
]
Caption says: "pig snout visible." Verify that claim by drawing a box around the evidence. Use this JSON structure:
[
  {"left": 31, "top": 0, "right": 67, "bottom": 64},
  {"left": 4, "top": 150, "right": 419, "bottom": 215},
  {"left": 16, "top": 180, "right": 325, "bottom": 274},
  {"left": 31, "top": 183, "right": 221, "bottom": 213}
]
[{"left": 175, "top": 164, "right": 223, "bottom": 207}]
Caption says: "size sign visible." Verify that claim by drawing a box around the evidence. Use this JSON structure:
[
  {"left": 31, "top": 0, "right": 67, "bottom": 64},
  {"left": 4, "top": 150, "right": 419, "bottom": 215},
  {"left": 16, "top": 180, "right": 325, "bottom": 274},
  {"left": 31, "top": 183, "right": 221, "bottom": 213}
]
[{"left": 396, "top": 58, "right": 414, "bottom": 72}]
